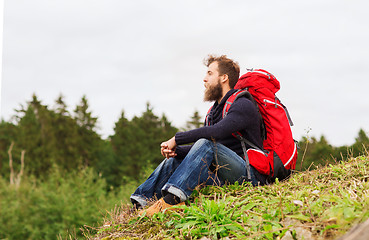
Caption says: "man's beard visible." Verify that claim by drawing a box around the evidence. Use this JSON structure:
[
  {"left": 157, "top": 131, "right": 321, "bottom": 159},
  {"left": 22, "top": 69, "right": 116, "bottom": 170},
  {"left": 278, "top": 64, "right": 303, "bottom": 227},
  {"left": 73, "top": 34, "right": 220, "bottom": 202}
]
[{"left": 204, "top": 80, "right": 222, "bottom": 102}]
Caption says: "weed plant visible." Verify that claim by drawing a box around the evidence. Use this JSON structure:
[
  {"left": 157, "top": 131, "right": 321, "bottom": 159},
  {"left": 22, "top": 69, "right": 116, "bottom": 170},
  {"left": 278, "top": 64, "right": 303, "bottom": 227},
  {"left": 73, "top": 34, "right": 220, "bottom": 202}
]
[{"left": 89, "top": 155, "right": 369, "bottom": 240}]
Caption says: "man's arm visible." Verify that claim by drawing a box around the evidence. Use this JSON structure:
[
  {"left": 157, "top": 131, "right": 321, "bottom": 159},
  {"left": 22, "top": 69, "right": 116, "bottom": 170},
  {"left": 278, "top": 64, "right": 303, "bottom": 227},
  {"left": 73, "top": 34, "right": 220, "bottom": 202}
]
[{"left": 174, "top": 98, "right": 259, "bottom": 145}]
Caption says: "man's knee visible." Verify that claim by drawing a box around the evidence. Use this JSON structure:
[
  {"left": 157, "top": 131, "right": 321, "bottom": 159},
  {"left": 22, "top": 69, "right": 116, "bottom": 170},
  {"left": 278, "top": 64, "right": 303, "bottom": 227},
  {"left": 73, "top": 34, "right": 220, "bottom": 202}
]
[
  {"left": 161, "top": 157, "right": 180, "bottom": 167},
  {"left": 193, "top": 138, "right": 212, "bottom": 148}
]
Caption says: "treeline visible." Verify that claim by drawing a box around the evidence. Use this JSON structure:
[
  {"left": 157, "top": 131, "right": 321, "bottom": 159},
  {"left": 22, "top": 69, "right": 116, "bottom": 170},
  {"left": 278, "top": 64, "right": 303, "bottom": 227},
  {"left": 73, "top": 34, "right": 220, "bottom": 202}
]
[
  {"left": 296, "top": 129, "right": 369, "bottom": 170},
  {"left": 1, "top": 94, "right": 368, "bottom": 185},
  {"left": 0, "top": 94, "right": 181, "bottom": 187}
]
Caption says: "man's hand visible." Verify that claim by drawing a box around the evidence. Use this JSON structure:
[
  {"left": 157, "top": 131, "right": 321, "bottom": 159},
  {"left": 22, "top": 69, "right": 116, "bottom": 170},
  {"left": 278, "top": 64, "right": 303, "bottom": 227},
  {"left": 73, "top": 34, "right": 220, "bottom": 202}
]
[{"left": 160, "top": 136, "right": 177, "bottom": 159}]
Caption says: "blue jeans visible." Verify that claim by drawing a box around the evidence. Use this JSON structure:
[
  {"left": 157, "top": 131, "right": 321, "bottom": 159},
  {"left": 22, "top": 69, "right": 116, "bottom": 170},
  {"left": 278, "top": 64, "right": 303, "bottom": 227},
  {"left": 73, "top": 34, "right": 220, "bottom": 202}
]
[{"left": 130, "top": 138, "right": 267, "bottom": 207}]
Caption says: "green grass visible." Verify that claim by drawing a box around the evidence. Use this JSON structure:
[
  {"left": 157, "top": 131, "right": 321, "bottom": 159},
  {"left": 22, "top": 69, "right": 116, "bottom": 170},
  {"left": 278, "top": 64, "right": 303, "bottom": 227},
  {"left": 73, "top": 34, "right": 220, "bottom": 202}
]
[{"left": 85, "top": 155, "right": 369, "bottom": 240}]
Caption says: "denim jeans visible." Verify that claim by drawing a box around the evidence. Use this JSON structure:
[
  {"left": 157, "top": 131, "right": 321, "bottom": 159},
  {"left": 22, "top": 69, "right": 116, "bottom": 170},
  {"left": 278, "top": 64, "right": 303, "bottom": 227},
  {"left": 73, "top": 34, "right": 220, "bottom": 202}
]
[{"left": 130, "top": 138, "right": 267, "bottom": 207}]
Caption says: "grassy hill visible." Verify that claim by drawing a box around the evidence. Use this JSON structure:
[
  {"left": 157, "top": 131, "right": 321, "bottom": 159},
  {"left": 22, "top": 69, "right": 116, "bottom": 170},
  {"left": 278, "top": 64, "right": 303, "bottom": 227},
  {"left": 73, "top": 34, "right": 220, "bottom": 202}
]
[{"left": 84, "top": 155, "right": 369, "bottom": 240}]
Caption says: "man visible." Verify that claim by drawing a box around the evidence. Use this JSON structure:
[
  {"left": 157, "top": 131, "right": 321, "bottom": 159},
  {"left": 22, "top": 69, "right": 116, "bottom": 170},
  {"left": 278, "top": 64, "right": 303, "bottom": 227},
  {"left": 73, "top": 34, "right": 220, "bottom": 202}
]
[{"left": 130, "top": 55, "right": 268, "bottom": 216}]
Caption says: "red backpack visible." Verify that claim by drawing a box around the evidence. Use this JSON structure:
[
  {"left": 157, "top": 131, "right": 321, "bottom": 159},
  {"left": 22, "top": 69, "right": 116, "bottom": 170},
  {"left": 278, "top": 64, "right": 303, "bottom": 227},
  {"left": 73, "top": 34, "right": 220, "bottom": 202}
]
[{"left": 212, "top": 69, "right": 298, "bottom": 181}]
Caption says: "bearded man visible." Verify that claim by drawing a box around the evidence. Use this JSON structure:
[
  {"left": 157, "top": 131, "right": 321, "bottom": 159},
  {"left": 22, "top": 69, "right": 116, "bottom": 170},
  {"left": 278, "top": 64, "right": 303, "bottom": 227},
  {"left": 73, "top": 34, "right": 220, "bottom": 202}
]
[{"left": 130, "top": 55, "right": 267, "bottom": 216}]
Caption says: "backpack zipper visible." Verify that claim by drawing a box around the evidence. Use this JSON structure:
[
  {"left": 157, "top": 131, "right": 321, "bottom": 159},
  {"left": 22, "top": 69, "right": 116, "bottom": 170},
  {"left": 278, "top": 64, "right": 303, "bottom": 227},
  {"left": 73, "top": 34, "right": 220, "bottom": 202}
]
[{"left": 263, "top": 99, "right": 283, "bottom": 108}]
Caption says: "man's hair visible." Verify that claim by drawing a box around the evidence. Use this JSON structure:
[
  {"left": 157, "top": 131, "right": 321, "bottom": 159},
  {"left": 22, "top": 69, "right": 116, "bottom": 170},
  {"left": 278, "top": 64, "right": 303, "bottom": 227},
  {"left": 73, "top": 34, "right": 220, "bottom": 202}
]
[{"left": 204, "top": 54, "right": 240, "bottom": 89}]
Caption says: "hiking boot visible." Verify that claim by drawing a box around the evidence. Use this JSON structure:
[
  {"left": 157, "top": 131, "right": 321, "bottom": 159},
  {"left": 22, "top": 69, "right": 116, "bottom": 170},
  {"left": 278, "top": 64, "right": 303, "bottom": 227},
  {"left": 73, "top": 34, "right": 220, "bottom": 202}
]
[
  {"left": 128, "top": 202, "right": 144, "bottom": 214},
  {"left": 139, "top": 198, "right": 185, "bottom": 217}
]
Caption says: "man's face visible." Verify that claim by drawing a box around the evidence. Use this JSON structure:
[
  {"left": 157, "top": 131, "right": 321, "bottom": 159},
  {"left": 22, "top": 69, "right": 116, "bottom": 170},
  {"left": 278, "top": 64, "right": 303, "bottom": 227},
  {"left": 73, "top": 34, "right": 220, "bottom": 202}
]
[{"left": 203, "top": 62, "right": 223, "bottom": 102}]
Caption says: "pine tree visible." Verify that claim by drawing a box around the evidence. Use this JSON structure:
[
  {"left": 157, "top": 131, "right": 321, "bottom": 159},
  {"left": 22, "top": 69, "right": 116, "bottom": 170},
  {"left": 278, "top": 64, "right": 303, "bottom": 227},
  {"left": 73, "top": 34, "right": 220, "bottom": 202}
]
[
  {"left": 110, "top": 111, "right": 133, "bottom": 184},
  {"left": 185, "top": 110, "right": 203, "bottom": 130},
  {"left": 128, "top": 102, "right": 161, "bottom": 178},
  {"left": 111, "top": 102, "right": 178, "bottom": 180},
  {"left": 351, "top": 129, "right": 369, "bottom": 156},
  {"left": 73, "top": 95, "right": 101, "bottom": 167},
  {"left": 74, "top": 95, "right": 97, "bottom": 131},
  {"left": 52, "top": 94, "right": 81, "bottom": 170},
  {"left": 160, "top": 114, "right": 178, "bottom": 142},
  {"left": 15, "top": 95, "right": 53, "bottom": 176},
  {"left": 55, "top": 94, "right": 69, "bottom": 116}
]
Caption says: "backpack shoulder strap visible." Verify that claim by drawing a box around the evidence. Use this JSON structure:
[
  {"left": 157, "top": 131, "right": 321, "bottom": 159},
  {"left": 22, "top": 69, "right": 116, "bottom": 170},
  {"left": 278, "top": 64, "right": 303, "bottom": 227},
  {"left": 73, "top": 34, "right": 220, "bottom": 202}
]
[
  {"left": 204, "top": 106, "right": 213, "bottom": 126},
  {"left": 222, "top": 89, "right": 253, "bottom": 118}
]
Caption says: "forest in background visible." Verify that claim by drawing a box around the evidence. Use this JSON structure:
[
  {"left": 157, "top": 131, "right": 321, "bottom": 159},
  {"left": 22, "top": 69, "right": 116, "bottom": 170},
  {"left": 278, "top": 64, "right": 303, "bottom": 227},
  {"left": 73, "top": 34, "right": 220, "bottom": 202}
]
[{"left": 0, "top": 94, "right": 368, "bottom": 239}]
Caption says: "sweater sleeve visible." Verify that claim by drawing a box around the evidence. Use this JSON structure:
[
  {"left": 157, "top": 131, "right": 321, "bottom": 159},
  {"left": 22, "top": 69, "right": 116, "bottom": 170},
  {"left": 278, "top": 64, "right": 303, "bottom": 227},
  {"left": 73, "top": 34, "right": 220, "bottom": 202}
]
[{"left": 175, "top": 98, "right": 259, "bottom": 145}]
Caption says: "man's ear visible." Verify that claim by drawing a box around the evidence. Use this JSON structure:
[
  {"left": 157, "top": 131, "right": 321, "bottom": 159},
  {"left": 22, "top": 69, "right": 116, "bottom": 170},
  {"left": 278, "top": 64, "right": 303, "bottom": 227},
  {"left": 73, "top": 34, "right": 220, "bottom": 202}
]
[{"left": 220, "top": 74, "right": 229, "bottom": 84}]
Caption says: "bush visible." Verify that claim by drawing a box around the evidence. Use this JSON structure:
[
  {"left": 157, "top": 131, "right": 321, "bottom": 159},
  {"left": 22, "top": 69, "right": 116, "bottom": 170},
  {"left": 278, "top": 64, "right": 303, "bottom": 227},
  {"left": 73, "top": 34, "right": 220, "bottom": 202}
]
[{"left": 0, "top": 166, "right": 123, "bottom": 239}]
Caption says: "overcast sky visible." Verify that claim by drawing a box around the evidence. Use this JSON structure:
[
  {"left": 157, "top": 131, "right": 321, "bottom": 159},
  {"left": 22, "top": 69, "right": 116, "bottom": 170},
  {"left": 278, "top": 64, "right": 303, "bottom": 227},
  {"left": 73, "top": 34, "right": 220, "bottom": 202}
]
[{"left": 1, "top": 0, "right": 369, "bottom": 146}]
